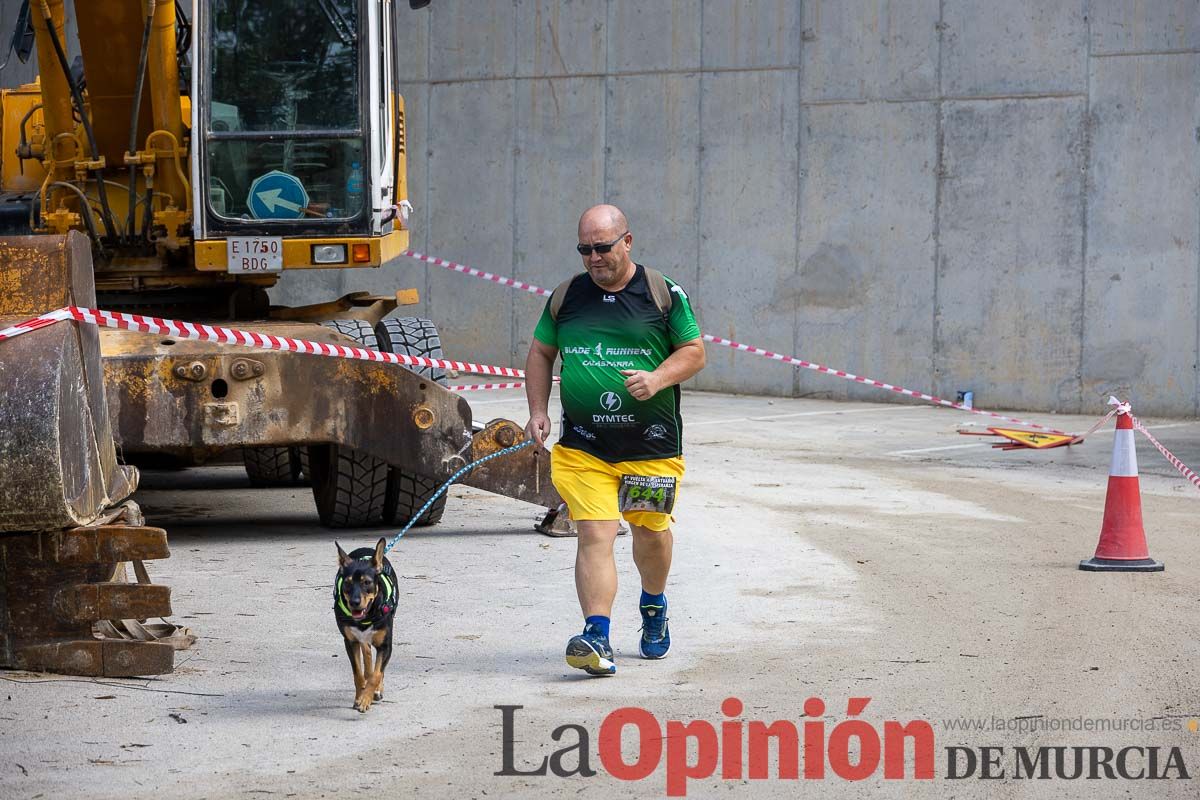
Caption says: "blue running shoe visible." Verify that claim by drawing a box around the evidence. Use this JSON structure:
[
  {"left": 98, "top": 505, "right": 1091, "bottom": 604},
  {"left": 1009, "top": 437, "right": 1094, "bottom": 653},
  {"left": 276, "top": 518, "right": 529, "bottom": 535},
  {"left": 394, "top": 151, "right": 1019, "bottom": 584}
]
[
  {"left": 565, "top": 626, "right": 616, "bottom": 676},
  {"left": 639, "top": 600, "right": 670, "bottom": 659}
]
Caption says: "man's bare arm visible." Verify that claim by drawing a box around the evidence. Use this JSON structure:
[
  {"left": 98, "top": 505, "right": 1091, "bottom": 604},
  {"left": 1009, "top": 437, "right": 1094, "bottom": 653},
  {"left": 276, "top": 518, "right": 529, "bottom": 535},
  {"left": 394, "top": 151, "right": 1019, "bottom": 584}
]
[
  {"left": 620, "top": 338, "right": 706, "bottom": 401},
  {"left": 524, "top": 339, "right": 559, "bottom": 446}
]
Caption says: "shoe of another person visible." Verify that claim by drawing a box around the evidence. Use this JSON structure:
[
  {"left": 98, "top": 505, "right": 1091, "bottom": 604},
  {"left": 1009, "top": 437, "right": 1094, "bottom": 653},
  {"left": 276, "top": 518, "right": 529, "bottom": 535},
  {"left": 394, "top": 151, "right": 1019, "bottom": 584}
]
[
  {"left": 639, "top": 600, "right": 670, "bottom": 659},
  {"left": 565, "top": 625, "right": 616, "bottom": 676}
]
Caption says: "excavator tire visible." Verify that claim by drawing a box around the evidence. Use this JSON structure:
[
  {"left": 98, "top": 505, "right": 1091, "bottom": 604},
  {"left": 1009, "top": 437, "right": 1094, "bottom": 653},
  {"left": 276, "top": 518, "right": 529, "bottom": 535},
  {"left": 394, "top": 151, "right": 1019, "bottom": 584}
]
[
  {"left": 384, "top": 467, "right": 446, "bottom": 528},
  {"left": 242, "top": 446, "right": 304, "bottom": 487},
  {"left": 376, "top": 317, "right": 448, "bottom": 527},
  {"left": 307, "top": 320, "right": 390, "bottom": 527},
  {"left": 376, "top": 317, "right": 446, "bottom": 383}
]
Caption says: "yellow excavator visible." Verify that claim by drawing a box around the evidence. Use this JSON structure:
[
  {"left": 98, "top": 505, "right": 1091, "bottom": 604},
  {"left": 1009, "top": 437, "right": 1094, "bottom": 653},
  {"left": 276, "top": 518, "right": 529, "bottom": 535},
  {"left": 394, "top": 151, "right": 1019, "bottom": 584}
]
[{"left": 0, "top": 0, "right": 556, "bottom": 677}]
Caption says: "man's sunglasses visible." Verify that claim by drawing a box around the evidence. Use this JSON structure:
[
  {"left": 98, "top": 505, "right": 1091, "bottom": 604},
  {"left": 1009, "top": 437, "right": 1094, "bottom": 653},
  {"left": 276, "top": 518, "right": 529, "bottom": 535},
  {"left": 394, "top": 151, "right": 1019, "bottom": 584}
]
[{"left": 576, "top": 232, "right": 628, "bottom": 256}]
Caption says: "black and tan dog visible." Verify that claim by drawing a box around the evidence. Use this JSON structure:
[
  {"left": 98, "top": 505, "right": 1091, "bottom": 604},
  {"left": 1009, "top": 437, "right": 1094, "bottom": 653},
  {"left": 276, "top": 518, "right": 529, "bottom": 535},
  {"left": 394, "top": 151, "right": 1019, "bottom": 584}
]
[{"left": 334, "top": 538, "right": 397, "bottom": 712}]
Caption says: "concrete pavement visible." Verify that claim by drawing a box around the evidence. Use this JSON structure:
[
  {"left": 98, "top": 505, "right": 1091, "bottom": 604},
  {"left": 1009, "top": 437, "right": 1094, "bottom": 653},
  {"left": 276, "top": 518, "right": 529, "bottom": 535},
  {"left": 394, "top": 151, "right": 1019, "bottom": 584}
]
[{"left": 3, "top": 390, "right": 1199, "bottom": 798}]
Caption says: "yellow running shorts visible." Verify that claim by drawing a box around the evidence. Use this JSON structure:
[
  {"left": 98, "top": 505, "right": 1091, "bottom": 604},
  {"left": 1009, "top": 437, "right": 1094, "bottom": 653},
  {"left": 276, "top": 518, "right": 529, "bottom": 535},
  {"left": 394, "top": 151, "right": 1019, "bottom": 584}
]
[{"left": 551, "top": 444, "right": 685, "bottom": 532}]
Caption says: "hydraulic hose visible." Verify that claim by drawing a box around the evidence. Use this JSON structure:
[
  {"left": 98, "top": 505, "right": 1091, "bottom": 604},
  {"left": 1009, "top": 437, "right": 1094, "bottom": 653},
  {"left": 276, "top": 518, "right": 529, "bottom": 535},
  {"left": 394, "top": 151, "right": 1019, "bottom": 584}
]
[
  {"left": 16, "top": 102, "right": 42, "bottom": 170},
  {"left": 47, "top": 181, "right": 101, "bottom": 250},
  {"left": 142, "top": 182, "right": 154, "bottom": 241},
  {"left": 126, "top": 3, "right": 155, "bottom": 243},
  {"left": 37, "top": 0, "right": 118, "bottom": 243}
]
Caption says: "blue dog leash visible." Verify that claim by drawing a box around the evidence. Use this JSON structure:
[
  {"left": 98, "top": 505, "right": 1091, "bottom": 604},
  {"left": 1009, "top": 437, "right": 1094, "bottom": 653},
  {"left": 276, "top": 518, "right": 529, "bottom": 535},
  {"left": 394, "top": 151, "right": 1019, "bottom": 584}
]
[{"left": 382, "top": 438, "right": 536, "bottom": 554}]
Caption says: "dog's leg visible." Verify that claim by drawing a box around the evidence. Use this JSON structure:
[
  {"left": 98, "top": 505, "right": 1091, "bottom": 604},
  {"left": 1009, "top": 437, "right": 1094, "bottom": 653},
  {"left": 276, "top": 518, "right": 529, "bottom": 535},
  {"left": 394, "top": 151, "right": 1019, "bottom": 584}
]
[
  {"left": 373, "top": 632, "right": 393, "bottom": 701},
  {"left": 354, "top": 642, "right": 375, "bottom": 712},
  {"left": 345, "top": 636, "right": 367, "bottom": 709},
  {"left": 368, "top": 648, "right": 386, "bottom": 702}
]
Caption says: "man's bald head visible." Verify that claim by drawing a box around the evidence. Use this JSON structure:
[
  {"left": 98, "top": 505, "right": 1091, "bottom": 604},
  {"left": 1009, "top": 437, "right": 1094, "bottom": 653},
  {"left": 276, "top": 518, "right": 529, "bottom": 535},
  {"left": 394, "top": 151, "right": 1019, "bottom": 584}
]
[
  {"left": 576, "top": 204, "right": 635, "bottom": 290},
  {"left": 578, "top": 204, "right": 628, "bottom": 240}
]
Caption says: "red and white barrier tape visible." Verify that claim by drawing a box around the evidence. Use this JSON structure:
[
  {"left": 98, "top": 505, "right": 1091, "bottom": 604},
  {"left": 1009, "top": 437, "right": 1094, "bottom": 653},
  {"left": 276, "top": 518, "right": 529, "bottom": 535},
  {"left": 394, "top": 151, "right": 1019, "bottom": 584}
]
[
  {"left": 402, "top": 248, "right": 1069, "bottom": 433},
  {"left": 1105, "top": 397, "right": 1200, "bottom": 494},
  {"left": 698, "top": 333, "right": 1070, "bottom": 435},
  {"left": 404, "top": 250, "right": 552, "bottom": 298},
  {"left": 449, "top": 382, "right": 527, "bottom": 392},
  {"left": 1068, "top": 406, "right": 1121, "bottom": 445},
  {"left": 1131, "top": 415, "right": 1200, "bottom": 492},
  {"left": 1, "top": 306, "right": 527, "bottom": 379},
  {"left": 0, "top": 308, "right": 74, "bottom": 341}
]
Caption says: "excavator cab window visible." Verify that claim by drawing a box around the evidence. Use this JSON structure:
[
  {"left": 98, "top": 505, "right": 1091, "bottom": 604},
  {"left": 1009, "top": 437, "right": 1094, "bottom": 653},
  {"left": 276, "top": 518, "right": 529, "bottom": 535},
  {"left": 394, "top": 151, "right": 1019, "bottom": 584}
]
[{"left": 200, "top": 0, "right": 367, "bottom": 228}]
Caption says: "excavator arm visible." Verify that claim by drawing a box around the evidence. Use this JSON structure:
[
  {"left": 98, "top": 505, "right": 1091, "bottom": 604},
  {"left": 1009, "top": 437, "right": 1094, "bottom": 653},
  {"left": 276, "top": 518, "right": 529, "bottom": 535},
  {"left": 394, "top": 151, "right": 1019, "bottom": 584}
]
[{"left": 24, "top": 0, "right": 188, "bottom": 249}]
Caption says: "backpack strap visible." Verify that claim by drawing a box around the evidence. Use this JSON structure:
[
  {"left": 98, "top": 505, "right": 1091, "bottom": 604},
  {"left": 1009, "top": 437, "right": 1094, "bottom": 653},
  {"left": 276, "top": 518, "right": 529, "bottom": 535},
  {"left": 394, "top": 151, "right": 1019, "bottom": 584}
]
[
  {"left": 549, "top": 267, "right": 674, "bottom": 321},
  {"left": 642, "top": 267, "right": 673, "bottom": 319},
  {"left": 549, "top": 275, "right": 580, "bottom": 321}
]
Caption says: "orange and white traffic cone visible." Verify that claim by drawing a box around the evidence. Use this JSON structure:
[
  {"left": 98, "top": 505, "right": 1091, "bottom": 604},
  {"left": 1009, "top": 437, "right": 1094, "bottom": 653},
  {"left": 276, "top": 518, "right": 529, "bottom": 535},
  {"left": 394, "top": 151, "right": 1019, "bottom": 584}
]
[{"left": 1079, "top": 403, "right": 1164, "bottom": 572}]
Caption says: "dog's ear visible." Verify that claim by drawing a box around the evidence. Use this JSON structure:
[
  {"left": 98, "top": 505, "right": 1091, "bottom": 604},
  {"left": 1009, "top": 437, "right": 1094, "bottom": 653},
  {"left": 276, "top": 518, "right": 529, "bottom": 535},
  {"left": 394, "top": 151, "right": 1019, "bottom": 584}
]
[
  {"left": 336, "top": 541, "right": 353, "bottom": 569},
  {"left": 372, "top": 537, "right": 386, "bottom": 570}
]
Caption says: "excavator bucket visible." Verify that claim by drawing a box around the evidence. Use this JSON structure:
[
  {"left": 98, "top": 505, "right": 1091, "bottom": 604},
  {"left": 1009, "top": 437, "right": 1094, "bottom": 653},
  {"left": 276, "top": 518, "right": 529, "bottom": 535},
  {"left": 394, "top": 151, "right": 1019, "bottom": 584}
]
[
  {"left": 0, "top": 233, "right": 174, "bottom": 676},
  {"left": 0, "top": 513, "right": 175, "bottom": 676},
  {"left": 0, "top": 233, "right": 136, "bottom": 527},
  {"left": 460, "top": 419, "right": 558, "bottom": 508}
]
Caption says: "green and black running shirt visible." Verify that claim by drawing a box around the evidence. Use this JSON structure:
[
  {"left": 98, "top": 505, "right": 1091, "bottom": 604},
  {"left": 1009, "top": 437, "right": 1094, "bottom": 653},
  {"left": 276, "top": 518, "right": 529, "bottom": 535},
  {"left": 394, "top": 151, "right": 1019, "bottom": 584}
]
[{"left": 533, "top": 264, "right": 701, "bottom": 462}]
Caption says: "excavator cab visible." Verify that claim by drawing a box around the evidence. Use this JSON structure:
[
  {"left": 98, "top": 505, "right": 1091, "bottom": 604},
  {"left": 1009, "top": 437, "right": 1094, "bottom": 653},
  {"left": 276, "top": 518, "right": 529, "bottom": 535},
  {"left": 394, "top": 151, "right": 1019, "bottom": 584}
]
[{"left": 193, "top": 0, "right": 409, "bottom": 272}]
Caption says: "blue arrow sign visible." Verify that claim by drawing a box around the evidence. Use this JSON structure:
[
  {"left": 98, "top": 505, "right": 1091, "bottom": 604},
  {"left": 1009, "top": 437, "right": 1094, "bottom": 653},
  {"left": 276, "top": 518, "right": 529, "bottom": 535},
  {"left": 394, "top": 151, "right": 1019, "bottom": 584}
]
[{"left": 247, "top": 170, "right": 309, "bottom": 220}]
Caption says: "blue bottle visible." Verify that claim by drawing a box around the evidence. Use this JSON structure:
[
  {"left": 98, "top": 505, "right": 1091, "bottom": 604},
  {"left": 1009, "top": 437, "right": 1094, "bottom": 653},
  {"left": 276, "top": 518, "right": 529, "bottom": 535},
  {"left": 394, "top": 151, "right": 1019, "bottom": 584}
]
[{"left": 346, "top": 161, "right": 363, "bottom": 210}]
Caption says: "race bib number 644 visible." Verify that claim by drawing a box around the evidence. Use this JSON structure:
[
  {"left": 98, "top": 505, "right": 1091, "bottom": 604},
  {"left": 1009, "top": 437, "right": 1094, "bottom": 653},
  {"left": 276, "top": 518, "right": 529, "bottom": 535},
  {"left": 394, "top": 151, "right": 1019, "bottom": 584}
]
[{"left": 618, "top": 474, "right": 677, "bottom": 514}]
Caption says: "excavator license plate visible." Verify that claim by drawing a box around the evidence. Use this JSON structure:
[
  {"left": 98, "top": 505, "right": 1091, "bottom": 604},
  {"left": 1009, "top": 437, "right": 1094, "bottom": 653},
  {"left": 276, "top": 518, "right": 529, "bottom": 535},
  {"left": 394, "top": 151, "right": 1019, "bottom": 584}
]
[{"left": 227, "top": 237, "right": 283, "bottom": 273}]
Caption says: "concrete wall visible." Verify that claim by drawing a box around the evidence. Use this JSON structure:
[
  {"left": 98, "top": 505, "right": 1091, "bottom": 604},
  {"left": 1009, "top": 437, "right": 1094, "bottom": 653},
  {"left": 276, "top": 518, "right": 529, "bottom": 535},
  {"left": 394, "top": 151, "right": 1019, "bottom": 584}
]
[{"left": 4, "top": 2, "right": 1197, "bottom": 415}]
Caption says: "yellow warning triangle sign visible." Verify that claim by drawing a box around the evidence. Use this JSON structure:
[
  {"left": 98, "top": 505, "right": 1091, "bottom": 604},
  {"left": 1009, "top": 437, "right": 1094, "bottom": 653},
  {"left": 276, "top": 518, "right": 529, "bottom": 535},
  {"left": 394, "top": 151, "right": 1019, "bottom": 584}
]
[{"left": 987, "top": 428, "right": 1074, "bottom": 449}]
